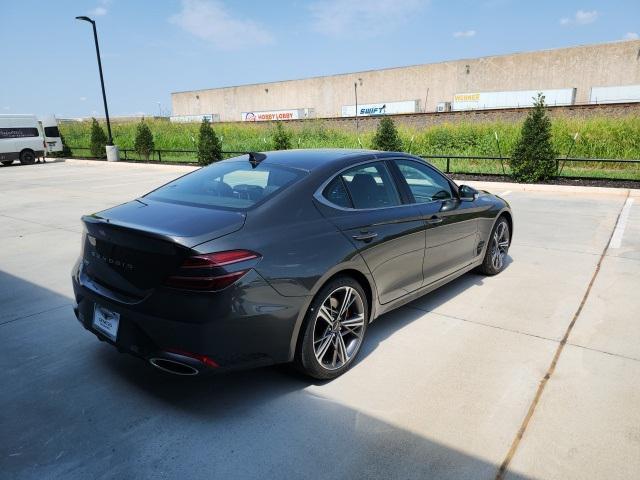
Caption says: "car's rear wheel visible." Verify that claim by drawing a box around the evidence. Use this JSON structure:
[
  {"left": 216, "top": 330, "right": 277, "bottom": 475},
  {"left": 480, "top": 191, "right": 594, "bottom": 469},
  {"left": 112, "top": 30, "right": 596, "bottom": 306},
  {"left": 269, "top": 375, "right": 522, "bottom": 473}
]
[
  {"left": 297, "top": 277, "right": 368, "bottom": 380},
  {"left": 478, "top": 216, "right": 510, "bottom": 275},
  {"left": 19, "top": 149, "right": 36, "bottom": 165}
]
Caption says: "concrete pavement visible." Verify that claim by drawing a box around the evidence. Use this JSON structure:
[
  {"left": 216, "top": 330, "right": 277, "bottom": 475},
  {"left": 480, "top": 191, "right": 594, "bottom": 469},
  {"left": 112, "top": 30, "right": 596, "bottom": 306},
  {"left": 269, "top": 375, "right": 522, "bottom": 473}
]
[{"left": 0, "top": 159, "right": 638, "bottom": 479}]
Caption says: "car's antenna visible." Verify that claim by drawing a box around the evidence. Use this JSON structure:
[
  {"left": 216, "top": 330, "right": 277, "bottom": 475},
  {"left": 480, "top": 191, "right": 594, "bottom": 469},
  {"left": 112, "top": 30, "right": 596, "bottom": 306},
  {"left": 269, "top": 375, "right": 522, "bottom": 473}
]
[{"left": 248, "top": 152, "right": 266, "bottom": 169}]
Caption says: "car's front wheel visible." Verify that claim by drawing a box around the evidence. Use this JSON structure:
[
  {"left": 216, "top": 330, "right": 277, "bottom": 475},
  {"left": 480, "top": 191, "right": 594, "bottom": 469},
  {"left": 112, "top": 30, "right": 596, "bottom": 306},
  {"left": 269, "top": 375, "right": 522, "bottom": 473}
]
[
  {"left": 297, "top": 277, "right": 368, "bottom": 380},
  {"left": 478, "top": 216, "right": 510, "bottom": 275}
]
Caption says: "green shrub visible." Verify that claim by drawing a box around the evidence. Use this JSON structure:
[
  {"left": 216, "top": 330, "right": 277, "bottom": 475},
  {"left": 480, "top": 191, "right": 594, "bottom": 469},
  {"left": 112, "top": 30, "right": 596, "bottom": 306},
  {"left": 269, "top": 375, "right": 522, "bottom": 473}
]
[
  {"left": 134, "top": 119, "right": 154, "bottom": 160},
  {"left": 197, "top": 118, "right": 222, "bottom": 166},
  {"left": 371, "top": 117, "right": 402, "bottom": 151},
  {"left": 51, "top": 133, "right": 72, "bottom": 158},
  {"left": 272, "top": 122, "right": 291, "bottom": 150},
  {"left": 89, "top": 118, "right": 107, "bottom": 158},
  {"left": 510, "top": 93, "right": 557, "bottom": 182}
]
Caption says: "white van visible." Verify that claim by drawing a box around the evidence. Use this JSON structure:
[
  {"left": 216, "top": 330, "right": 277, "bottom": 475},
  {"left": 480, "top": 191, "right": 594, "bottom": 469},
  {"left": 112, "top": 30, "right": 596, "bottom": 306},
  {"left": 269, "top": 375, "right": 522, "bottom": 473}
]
[
  {"left": 0, "top": 115, "right": 46, "bottom": 166},
  {"left": 38, "top": 115, "right": 63, "bottom": 154}
]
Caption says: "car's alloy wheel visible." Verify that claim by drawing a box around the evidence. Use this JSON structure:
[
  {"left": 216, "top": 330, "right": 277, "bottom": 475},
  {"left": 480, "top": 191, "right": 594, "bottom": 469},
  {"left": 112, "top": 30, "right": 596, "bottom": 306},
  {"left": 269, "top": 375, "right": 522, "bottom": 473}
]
[
  {"left": 478, "top": 217, "right": 510, "bottom": 275},
  {"left": 298, "top": 277, "right": 368, "bottom": 379},
  {"left": 313, "top": 286, "right": 365, "bottom": 370},
  {"left": 490, "top": 220, "right": 510, "bottom": 271}
]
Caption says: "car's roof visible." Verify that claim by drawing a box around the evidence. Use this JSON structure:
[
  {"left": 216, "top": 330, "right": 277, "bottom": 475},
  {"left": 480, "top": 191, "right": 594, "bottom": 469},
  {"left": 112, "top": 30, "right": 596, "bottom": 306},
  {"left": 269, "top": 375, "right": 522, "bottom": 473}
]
[{"left": 225, "top": 149, "right": 412, "bottom": 172}]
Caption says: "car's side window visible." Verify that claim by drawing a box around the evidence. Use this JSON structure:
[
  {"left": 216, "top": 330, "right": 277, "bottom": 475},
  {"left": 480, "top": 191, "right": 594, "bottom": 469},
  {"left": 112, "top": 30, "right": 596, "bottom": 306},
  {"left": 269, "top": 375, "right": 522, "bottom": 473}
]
[
  {"left": 395, "top": 160, "right": 453, "bottom": 203},
  {"left": 323, "top": 176, "right": 353, "bottom": 208},
  {"left": 338, "top": 162, "right": 401, "bottom": 209}
]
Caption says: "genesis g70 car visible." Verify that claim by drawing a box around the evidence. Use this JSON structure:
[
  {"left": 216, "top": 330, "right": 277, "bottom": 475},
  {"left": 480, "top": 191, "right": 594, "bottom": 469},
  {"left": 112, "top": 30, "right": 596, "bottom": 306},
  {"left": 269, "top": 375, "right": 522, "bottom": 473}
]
[{"left": 72, "top": 149, "right": 512, "bottom": 379}]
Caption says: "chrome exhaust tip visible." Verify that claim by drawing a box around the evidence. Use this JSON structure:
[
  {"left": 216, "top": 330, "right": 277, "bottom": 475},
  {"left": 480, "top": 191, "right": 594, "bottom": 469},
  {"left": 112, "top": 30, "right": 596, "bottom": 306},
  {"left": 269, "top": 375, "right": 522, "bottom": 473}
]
[{"left": 149, "top": 357, "right": 199, "bottom": 376}]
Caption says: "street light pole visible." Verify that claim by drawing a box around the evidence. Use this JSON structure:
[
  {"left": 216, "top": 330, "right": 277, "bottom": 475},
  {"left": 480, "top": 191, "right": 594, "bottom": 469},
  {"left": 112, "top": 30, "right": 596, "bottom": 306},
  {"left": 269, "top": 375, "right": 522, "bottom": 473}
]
[
  {"left": 354, "top": 81, "right": 358, "bottom": 135},
  {"left": 76, "top": 16, "right": 113, "bottom": 145}
]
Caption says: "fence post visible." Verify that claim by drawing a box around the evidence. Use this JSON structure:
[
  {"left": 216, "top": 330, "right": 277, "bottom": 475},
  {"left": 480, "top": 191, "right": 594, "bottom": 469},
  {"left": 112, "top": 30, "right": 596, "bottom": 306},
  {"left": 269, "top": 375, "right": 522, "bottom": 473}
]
[
  {"left": 446, "top": 157, "right": 450, "bottom": 173},
  {"left": 158, "top": 150, "right": 162, "bottom": 163},
  {"left": 124, "top": 149, "right": 127, "bottom": 160},
  {"left": 556, "top": 159, "right": 560, "bottom": 176}
]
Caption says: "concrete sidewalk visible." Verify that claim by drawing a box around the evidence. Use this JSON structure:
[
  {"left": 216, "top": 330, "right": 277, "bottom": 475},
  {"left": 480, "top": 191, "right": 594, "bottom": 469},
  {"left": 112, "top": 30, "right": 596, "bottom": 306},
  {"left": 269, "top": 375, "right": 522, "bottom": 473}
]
[{"left": 0, "top": 160, "right": 638, "bottom": 480}]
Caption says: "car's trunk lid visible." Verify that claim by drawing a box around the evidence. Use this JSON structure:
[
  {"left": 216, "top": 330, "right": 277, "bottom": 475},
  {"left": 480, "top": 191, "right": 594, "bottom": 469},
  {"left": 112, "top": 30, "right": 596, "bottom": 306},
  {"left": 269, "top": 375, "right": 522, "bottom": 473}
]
[{"left": 81, "top": 199, "right": 246, "bottom": 299}]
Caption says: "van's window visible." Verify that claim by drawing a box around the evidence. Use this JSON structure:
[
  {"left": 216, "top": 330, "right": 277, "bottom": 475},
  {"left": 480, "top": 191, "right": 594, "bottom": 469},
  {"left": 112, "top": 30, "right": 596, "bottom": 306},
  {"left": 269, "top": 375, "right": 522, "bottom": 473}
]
[
  {"left": 0, "top": 127, "right": 39, "bottom": 139},
  {"left": 145, "top": 160, "right": 304, "bottom": 210},
  {"left": 44, "top": 126, "right": 60, "bottom": 138},
  {"left": 339, "top": 162, "right": 400, "bottom": 209}
]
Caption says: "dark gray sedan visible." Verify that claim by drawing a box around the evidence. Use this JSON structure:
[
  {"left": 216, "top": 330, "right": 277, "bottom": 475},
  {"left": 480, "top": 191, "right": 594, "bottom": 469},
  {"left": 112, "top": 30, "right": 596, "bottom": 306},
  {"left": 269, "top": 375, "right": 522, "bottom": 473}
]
[{"left": 71, "top": 149, "right": 512, "bottom": 379}]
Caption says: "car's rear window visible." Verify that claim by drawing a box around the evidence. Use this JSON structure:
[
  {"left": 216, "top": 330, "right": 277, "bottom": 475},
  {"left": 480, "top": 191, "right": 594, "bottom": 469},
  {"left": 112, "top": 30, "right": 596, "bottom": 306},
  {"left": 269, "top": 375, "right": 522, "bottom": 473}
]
[
  {"left": 145, "top": 160, "right": 304, "bottom": 210},
  {"left": 44, "top": 126, "right": 60, "bottom": 138}
]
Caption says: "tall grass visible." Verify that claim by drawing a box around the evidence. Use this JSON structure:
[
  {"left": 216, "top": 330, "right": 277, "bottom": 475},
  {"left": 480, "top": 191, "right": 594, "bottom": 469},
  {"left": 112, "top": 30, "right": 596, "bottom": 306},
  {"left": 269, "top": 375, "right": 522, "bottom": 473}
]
[{"left": 61, "top": 116, "right": 640, "bottom": 160}]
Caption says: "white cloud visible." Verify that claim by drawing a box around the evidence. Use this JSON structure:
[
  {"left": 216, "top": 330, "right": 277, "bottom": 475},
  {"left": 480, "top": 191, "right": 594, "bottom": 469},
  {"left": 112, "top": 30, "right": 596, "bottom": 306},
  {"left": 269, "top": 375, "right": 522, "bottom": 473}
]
[
  {"left": 624, "top": 32, "right": 639, "bottom": 40},
  {"left": 89, "top": 6, "right": 108, "bottom": 16},
  {"left": 309, "top": 0, "right": 425, "bottom": 37},
  {"left": 79, "top": 97, "right": 87, "bottom": 101},
  {"left": 453, "top": 30, "right": 476, "bottom": 38},
  {"left": 560, "top": 9, "right": 598, "bottom": 26},
  {"left": 3, "top": 106, "right": 10, "bottom": 111},
  {"left": 88, "top": 0, "right": 110, "bottom": 17},
  {"left": 170, "top": 0, "right": 274, "bottom": 50}
]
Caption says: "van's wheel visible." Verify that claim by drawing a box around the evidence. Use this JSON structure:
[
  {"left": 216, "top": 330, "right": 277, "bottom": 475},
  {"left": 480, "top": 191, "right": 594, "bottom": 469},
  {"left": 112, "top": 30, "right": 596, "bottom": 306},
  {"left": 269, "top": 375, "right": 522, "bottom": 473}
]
[
  {"left": 478, "top": 216, "right": 510, "bottom": 275},
  {"left": 1, "top": 161, "right": 13, "bottom": 166},
  {"left": 19, "top": 150, "right": 36, "bottom": 165},
  {"left": 296, "top": 276, "right": 369, "bottom": 380}
]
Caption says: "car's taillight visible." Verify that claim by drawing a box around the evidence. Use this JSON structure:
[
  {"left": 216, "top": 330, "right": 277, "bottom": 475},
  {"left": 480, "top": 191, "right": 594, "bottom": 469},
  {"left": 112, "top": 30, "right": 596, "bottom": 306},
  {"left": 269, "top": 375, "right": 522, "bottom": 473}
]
[{"left": 164, "top": 249, "right": 260, "bottom": 291}]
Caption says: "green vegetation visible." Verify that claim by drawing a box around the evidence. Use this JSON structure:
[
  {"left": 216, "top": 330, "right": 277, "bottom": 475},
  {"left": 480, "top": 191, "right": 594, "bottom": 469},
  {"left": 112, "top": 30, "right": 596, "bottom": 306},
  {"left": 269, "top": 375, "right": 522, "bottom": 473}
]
[
  {"left": 133, "top": 119, "right": 154, "bottom": 161},
  {"left": 371, "top": 117, "right": 402, "bottom": 151},
  {"left": 510, "top": 94, "right": 557, "bottom": 182},
  {"left": 89, "top": 118, "right": 107, "bottom": 158},
  {"left": 197, "top": 118, "right": 223, "bottom": 166},
  {"left": 60, "top": 115, "right": 640, "bottom": 180},
  {"left": 272, "top": 122, "right": 292, "bottom": 150}
]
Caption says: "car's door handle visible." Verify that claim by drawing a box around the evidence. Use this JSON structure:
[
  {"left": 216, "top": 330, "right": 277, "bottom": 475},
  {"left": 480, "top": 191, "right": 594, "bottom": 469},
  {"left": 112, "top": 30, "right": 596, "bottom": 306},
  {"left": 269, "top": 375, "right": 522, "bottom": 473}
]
[
  {"left": 352, "top": 231, "right": 378, "bottom": 242},
  {"left": 426, "top": 216, "right": 443, "bottom": 224}
]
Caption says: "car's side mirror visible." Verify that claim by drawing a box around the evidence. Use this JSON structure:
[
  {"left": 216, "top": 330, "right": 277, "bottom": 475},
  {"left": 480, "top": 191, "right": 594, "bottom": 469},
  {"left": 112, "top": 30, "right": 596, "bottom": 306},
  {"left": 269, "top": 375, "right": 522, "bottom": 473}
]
[{"left": 458, "top": 185, "right": 478, "bottom": 201}]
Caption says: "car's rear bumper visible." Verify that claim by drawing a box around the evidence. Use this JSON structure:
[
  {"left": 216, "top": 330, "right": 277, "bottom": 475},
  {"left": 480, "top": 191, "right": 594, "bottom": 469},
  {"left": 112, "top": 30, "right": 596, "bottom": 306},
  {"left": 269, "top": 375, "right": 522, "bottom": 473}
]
[{"left": 71, "top": 260, "right": 308, "bottom": 372}]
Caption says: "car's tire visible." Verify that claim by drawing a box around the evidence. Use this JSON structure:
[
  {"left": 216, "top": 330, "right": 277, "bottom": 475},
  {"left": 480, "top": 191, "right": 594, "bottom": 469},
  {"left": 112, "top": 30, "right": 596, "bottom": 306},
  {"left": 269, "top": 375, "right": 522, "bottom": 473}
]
[
  {"left": 478, "top": 216, "right": 511, "bottom": 275},
  {"left": 19, "top": 150, "right": 36, "bottom": 165},
  {"left": 1, "top": 161, "right": 13, "bottom": 166},
  {"left": 296, "top": 276, "right": 369, "bottom": 380}
]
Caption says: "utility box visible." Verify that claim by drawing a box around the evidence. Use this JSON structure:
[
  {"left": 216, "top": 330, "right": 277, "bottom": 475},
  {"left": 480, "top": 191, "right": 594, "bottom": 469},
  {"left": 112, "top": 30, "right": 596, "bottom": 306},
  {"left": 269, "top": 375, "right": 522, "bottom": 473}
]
[{"left": 436, "top": 102, "right": 451, "bottom": 113}]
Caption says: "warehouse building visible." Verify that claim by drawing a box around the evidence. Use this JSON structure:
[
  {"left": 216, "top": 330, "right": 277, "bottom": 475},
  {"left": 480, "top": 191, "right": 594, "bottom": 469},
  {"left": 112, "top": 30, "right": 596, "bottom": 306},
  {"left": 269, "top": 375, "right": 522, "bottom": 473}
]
[{"left": 171, "top": 40, "right": 640, "bottom": 123}]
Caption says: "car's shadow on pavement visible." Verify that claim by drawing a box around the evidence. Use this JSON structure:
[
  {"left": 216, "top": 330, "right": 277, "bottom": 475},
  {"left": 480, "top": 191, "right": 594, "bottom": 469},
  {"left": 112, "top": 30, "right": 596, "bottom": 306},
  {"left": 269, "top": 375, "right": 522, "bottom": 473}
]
[{"left": 102, "top": 260, "right": 514, "bottom": 401}]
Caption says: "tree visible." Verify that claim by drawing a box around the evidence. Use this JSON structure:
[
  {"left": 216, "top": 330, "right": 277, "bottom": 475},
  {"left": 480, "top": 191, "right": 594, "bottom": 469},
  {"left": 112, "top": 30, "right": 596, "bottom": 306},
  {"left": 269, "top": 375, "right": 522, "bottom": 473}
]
[
  {"left": 510, "top": 93, "right": 557, "bottom": 182},
  {"left": 371, "top": 117, "right": 403, "bottom": 152},
  {"left": 197, "top": 118, "right": 222, "bottom": 166},
  {"left": 134, "top": 119, "right": 154, "bottom": 161},
  {"left": 272, "top": 122, "right": 291, "bottom": 150},
  {"left": 89, "top": 118, "right": 107, "bottom": 158}
]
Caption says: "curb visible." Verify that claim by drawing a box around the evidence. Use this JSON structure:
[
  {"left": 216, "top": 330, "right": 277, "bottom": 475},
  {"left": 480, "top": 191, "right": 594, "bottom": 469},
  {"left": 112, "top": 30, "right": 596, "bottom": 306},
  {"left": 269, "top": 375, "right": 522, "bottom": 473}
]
[{"left": 463, "top": 180, "right": 640, "bottom": 197}]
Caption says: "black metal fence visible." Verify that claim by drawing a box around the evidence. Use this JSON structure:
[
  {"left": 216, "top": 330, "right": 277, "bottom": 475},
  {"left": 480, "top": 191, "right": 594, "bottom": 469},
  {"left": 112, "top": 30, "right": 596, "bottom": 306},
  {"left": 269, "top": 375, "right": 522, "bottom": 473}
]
[{"left": 66, "top": 147, "right": 640, "bottom": 181}]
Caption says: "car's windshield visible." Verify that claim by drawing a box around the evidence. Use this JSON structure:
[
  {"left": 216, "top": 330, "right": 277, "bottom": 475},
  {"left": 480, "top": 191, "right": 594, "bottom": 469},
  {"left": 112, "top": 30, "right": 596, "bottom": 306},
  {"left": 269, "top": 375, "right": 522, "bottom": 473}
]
[{"left": 145, "top": 160, "right": 304, "bottom": 210}]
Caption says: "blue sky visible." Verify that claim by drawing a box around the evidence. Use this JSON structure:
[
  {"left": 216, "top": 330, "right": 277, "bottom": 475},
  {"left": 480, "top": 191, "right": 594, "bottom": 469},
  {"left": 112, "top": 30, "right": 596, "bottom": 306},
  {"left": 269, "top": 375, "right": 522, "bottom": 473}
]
[{"left": 1, "top": 0, "right": 638, "bottom": 118}]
